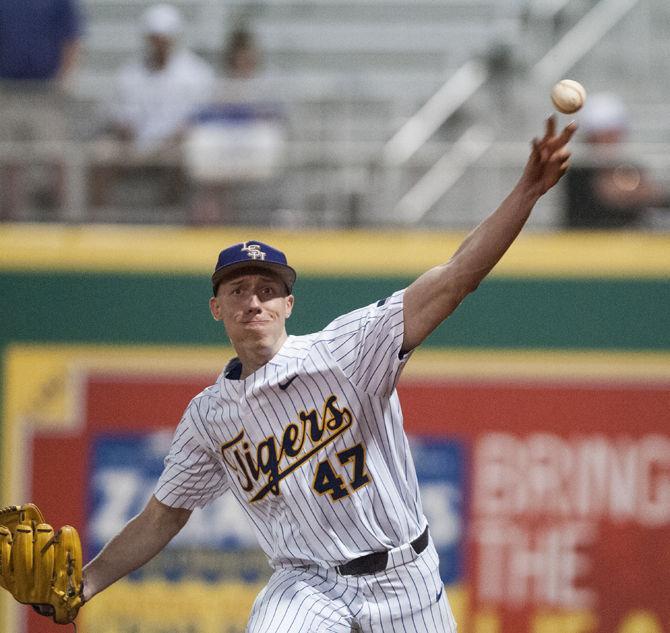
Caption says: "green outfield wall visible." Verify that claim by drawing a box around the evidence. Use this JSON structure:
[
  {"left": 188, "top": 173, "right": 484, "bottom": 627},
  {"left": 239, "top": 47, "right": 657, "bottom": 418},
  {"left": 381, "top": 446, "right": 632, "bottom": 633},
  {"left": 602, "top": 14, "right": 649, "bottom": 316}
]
[
  {"left": 1, "top": 225, "right": 669, "bottom": 353},
  {"left": 1, "top": 225, "right": 670, "bottom": 441},
  {"left": 1, "top": 272, "right": 669, "bottom": 350}
]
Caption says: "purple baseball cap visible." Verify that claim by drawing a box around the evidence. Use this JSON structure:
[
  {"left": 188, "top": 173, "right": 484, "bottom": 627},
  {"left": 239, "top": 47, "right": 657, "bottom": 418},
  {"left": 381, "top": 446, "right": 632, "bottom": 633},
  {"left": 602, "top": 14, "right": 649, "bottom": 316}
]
[{"left": 211, "top": 240, "right": 296, "bottom": 294}]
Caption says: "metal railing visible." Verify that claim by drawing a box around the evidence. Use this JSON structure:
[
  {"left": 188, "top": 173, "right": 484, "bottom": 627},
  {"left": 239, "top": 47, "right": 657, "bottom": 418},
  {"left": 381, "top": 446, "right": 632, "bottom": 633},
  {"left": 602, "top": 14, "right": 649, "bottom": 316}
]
[
  {"left": 531, "top": 0, "right": 642, "bottom": 83},
  {"left": 375, "top": 0, "right": 646, "bottom": 226},
  {"left": 2, "top": 138, "right": 670, "bottom": 228}
]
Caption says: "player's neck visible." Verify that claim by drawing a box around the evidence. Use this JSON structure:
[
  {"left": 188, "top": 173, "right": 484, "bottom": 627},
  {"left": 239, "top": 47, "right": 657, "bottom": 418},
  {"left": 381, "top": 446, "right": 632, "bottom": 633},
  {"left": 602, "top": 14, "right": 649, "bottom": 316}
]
[{"left": 234, "top": 332, "right": 288, "bottom": 379}]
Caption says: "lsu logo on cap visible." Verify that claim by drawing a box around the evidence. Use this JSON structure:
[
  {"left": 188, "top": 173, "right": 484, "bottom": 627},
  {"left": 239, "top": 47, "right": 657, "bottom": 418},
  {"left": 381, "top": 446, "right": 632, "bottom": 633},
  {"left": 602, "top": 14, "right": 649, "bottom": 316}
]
[
  {"left": 241, "top": 242, "right": 267, "bottom": 261},
  {"left": 211, "top": 239, "right": 297, "bottom": 294}
]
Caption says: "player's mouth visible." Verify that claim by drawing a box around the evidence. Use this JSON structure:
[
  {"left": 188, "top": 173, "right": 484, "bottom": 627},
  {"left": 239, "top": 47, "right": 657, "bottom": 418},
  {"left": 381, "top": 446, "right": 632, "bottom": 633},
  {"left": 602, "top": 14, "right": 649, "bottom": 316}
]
[{"left": 242, "top": 319, "right": 271, "bottom": 327}]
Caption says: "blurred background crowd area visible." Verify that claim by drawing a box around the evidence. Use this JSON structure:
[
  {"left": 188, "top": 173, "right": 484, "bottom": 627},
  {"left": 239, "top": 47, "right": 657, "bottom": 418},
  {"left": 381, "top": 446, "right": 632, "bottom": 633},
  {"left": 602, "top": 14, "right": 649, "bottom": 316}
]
[{"left": 1, "top": 0, "right": 670, "bottom": 230}]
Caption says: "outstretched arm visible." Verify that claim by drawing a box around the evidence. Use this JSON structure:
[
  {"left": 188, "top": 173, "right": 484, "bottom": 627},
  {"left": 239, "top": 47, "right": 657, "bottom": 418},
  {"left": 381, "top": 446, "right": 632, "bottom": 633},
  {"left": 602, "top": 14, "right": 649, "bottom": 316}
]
[
  {"left": 82, "top": 496, "right": 191, "bottom": 602},
  {"left": 402, "top": 116, "right": 576, "bottom": 354}
]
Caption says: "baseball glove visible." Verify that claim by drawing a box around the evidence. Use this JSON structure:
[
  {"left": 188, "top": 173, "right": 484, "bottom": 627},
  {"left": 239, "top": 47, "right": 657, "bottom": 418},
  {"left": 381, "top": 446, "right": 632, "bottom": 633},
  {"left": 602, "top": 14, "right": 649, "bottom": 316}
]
[{"left": 0, "top": 504, "right": 84, "bottom": 624}]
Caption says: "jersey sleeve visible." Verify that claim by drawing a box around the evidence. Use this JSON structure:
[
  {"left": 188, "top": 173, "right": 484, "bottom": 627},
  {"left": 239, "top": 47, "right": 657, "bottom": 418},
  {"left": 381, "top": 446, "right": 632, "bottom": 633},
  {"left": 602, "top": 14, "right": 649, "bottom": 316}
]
[
  {"left": 324, "top": 289, "right": 411, "bottom": 397},
  {"left": 153, "top": 398, "right": 230, "bottom": 510}
]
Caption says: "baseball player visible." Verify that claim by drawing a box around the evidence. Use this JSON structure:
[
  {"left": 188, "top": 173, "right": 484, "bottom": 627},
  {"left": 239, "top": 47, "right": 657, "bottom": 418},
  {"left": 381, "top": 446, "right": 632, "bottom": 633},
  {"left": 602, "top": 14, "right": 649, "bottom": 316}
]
[{"left": 51, "top": 117, "right": 574, "bottom": 632}]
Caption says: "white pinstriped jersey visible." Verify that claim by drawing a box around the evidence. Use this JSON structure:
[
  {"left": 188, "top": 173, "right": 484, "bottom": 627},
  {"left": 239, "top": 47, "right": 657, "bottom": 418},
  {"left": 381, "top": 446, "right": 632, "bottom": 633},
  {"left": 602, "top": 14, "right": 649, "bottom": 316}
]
[{"left": 154, "top": 289, "right": 428, "bottom": 567}]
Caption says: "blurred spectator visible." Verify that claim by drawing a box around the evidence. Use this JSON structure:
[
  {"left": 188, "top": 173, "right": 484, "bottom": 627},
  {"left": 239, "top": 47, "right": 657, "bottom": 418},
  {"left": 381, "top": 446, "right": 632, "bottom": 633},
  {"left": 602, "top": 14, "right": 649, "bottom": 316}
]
[
  {"left": 0, "top": 0, "right": 83, "bottom": 220},
  {"left": 224, "top": 27, "right": 261, "bottom": 81},
  {"left": 105, "top": 4, "right": 215, "bottom": 151},
  {"left": 184, "top": 26, "right": 288, "bottom": 225},
  {"left": 563, "top": 93, "right": 670, "bottom": 229},
  {"left": 91, "top": 4, "right": 215, "bottom": 213}
]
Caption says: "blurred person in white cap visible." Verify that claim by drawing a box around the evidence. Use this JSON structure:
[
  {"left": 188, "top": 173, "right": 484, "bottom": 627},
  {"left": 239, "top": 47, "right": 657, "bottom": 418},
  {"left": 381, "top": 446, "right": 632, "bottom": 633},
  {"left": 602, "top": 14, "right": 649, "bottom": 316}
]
[
  {"left": 102, "top": 3, "right": 215, "bottom": 152},
  {"left": 563, "top": 92, "right": 670, "bottom": 228},
  {"left": 91, "top": 3, "right": 215, "bottom": 211}
]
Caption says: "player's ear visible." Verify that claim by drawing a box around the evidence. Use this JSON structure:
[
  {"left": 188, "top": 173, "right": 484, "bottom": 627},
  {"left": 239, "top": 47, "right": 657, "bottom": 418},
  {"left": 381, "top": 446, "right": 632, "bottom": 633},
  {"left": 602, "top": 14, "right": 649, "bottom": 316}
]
[
  {"left": 209, "top": 296, "right": 223, "bottom": 321},
  {"left": 285, "top": 294, "right": 294, "bottom": 319}
]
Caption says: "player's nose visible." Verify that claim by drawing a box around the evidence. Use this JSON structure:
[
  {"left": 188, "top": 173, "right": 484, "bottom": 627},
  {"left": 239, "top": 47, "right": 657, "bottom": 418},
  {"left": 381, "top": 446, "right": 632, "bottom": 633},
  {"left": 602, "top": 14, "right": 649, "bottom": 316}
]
[{"left": 246, "top": 293, "right": 263, "bottom": 310}]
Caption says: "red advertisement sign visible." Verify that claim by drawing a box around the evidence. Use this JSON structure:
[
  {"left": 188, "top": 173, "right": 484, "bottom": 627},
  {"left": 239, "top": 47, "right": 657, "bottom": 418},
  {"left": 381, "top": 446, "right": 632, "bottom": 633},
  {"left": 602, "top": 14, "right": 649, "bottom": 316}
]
[
  {"left": 26, "top": 373, "right": 670, "bottom": 633},
  {"left": 401, "top": 380, "right": 670, "bottom": 633}
]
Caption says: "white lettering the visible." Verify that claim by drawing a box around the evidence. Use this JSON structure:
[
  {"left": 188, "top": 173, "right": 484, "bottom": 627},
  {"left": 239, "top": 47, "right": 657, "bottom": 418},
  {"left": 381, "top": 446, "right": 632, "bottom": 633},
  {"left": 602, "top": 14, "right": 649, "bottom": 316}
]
[{"left": 474, "top": 519, "right": 595, "bottom": 609}]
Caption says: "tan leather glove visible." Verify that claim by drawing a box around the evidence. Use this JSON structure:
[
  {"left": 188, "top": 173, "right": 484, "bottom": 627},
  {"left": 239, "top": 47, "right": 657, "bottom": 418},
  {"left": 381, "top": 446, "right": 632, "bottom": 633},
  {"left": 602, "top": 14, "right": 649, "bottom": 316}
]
[{"left": 0, "top": 504, "right": 84, "bottom": 624}]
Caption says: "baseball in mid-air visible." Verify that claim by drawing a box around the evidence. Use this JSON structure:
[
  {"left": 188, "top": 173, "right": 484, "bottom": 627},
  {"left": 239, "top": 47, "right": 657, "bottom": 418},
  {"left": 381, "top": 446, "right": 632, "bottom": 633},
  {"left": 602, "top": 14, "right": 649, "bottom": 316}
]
[{"left": 550, "top": 79, "right": 587, "bottom": 114}]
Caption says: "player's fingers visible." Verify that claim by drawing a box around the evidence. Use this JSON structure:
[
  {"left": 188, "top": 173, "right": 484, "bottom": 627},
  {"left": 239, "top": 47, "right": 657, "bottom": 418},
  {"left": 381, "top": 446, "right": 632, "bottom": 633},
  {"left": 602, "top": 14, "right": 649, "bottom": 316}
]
[
  {"left": 533, "top": 136, "right": 552, "bottom": 163},
  {"left": 552, "top": 147, "right": 571, "bottom": 163},
  {"left": 555, "top": 150, "right": 571, "bottom": 176},
  {"left": 543, "top": 121, "right": 577, "bottom": 154},
  {"left": 559, "top": 121, "right": 578, "bottom": 145},
  {"left": 530, "top": 138, "right": 542, "bottom": 162},
  {"left": 544, "top": 115, "right": 557, "bottom": 140}
]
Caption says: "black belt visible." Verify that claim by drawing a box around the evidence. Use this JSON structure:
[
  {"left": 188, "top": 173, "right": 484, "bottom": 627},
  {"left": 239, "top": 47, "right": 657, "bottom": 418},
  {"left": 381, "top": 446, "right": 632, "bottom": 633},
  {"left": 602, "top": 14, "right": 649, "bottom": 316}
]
[{"left": 336, "top": 527, "right": 429, "bottom": 576}]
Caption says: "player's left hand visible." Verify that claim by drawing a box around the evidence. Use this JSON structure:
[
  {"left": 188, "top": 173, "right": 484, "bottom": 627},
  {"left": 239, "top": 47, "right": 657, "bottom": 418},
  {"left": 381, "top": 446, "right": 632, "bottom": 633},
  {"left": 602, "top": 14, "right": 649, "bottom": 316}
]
[
  {"left": 522, "top": 115, "right": 577, "bottom": 196},
  {"left": 0, "top": 504, "right": 84, "bottom": 625}
]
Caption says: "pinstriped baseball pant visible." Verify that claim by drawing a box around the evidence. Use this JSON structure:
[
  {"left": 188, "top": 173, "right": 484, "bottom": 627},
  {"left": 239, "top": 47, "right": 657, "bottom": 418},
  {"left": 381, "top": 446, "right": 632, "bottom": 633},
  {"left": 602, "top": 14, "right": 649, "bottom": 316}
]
[{"left": 246, "top": 539, "right": 457, "bottom": 633}]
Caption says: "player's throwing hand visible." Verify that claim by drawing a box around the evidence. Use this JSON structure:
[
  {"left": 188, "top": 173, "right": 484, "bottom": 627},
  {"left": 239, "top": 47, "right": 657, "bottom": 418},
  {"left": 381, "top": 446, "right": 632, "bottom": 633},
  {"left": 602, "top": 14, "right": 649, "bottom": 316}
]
[{"left": 522, "top": 115, "right": 577, "bottom": 196}]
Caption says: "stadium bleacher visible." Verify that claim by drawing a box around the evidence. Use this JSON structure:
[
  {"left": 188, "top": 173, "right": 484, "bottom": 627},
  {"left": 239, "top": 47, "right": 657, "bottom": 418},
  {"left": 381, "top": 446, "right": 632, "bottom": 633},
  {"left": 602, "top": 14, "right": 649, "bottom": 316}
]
[{"left": 3, "top": 0, "right": 670, "bottom": 227}]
